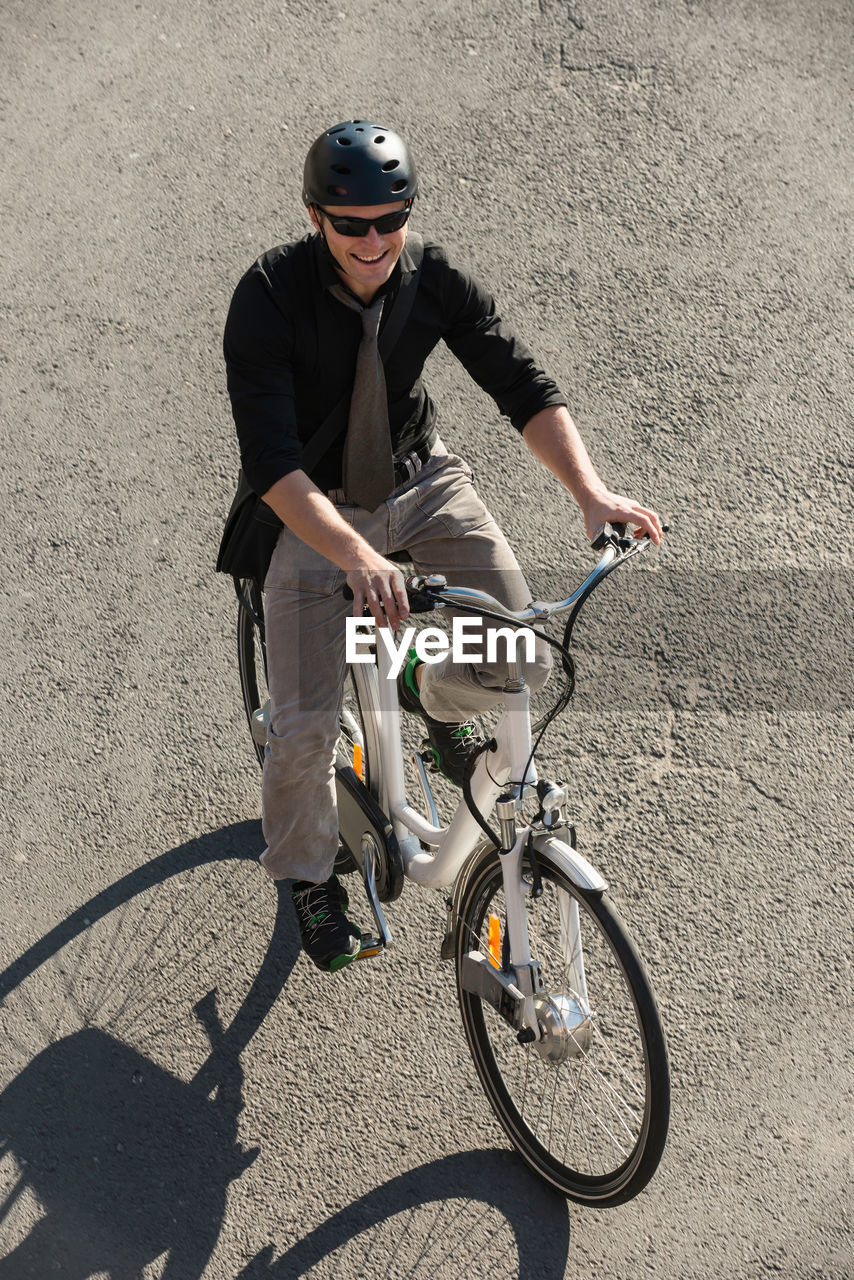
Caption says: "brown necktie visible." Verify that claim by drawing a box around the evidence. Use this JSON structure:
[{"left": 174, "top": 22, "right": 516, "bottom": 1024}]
[{"left": 328, "top": 285, "right": 396, "bottom": 511}]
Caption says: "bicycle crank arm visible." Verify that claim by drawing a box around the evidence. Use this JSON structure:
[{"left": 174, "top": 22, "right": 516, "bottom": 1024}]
[{"left": 362, "top": 835, "right": 393, "bottom": 949}]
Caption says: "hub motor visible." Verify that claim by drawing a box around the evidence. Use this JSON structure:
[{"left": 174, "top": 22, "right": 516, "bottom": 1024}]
[{"left": 533, "top": 993, "right": 594, "bottom": 1063}]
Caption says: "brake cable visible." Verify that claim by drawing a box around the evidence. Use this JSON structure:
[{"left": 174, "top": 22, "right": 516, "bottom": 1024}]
[{"left": 411, "top": 535, "right": 647, "bottom": 841}]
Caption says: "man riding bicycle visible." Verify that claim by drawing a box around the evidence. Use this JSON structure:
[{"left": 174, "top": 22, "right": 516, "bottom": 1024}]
[{"left": 223, "top": 119, "right": 662, "bottom": 973}]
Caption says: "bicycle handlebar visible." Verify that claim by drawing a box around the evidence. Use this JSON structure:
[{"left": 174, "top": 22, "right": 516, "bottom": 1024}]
[{"left": 405, "top": 524, "right": 663, "bottom": 624}]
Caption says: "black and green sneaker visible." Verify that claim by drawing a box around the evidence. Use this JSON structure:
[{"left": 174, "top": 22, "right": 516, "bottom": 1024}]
[
  {"left": 396, "top": 649, "right": 482, "bottom": 787},
  {"left": 290, "top": 874, "right": 363, "bottom": 973}
]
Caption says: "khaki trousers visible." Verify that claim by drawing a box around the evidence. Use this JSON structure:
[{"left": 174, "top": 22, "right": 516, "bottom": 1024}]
[{"left": 259, "top": 441, "right": 550, "bottom": 882}]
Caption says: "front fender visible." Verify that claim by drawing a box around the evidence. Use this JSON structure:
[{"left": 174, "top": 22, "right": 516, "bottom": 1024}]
[
  {"left": 531, "top": 833, "right": 607, "bottom": 894},
  {"left": 448, "top": 830, "right": 607, "bottom": 955}
]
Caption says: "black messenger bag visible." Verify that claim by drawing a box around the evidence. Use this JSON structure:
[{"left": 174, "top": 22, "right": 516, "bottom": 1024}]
[
  {"left": 216, "top": 235, "right": 424, "bottom": 583},
  {"left": 215, "top": 467, "right": 286, "bottom": 583}
]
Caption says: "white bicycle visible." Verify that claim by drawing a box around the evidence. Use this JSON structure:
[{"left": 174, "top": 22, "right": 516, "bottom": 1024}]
[{"left": 234, "top": 525, "right": 670, "bottom": 1206}]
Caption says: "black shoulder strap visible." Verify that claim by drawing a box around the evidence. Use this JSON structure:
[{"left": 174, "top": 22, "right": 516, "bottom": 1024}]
[
  {"left": 377, "top": 233, "right": 424, "bottom": 360},
  {"left": 300, "top": 234, "right": 425, "bottom": 476}
]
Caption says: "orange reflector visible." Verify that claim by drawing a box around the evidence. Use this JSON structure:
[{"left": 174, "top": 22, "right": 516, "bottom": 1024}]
[
  {"left": 353, "top": 742, "right": 364, "bottom": 782},
  {"left": 488, "top": 914, "right": 501, "bottom": 968}
]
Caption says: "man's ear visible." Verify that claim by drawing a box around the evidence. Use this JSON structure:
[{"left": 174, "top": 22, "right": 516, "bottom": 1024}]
[{"left": 307, "top": 204, "right": 322, "bottom": 234}]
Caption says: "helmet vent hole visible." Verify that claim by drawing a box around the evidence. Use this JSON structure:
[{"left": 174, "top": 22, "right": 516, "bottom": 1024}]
[
  {"left": 327, "top": 185, "right": 348, "bottom": 196},
  {"left": 382, "top": 159, "right": 399, "bottom": 172},
  {"left": 374, "top": 135, "right": 386, "bottom": 144},
  {"left": 390, "top": 179, "right": 407, "bottom": 193},
  {"left": 336, "top": 137, "right": 352, "bottom": 146},
  {"left": 331, "top": 164, "right": 351, "bottom": 174}
]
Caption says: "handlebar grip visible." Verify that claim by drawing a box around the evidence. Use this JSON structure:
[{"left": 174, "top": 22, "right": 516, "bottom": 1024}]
[{"left": 340, "top": 574, "right": 446, "bottom": 615}]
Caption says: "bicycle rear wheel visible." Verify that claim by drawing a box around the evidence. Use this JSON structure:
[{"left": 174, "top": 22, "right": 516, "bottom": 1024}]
[
  {"left": 455, "top": 849, "right": 669, "bottom": 1205},
  {"left": 236, "top": 578, "right": 267, "bottom": 768},
  {"left": 336, "top": 669, "right": 377, "bottom": 800}
]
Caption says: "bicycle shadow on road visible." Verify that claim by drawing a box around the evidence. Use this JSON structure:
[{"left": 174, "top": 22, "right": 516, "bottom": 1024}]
[
  {"left": 235, "top": 1149, "right": 571, "bottom": 1279},
  {"left": 0, "top": 819, "right": 269, "bottom": 1007},
  {"left": 0, "top": 820, "right": 299, "bottom": 1279}
]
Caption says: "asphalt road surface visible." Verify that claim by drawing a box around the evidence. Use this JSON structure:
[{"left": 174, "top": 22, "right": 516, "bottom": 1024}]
[{"left": 1, "top": 1, "right": 851, "bottom": 1276}]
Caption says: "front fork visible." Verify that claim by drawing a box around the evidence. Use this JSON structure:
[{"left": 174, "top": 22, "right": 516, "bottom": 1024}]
[
  {"left": 459, "top": 819, "right": 592, "bottom": 1044},
  {"left": 497, "top": 823, "right": 545, "bottom": 1041},
  {"left": 458, "top": 824, "right": 545, "bottom": 1041},
  {"left": 493, "top": 678, "right": 545, "bottom": 1039}
]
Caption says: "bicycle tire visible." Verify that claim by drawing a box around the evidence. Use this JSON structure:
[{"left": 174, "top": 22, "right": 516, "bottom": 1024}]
[
  {"left": 333, "top": 669, "right": 381, "bottom": 879},
  {"left": 455, "top": 848, "right": 670, "bottom": 1205},
  {"left": 236, "top": 577, "right": 267, "bottom": 768}
]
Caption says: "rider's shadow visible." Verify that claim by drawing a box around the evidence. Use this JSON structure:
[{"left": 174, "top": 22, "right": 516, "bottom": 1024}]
[
  {"left": 0, "top": 1018, "right": 254, "bottom": 1278},
  {"left": 0, "top": 821, "right": 299, "bottom": 1279}
]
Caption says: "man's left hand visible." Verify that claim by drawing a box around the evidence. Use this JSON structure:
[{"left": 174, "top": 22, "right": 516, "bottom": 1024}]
[{"left": 581, "top": 491, "right": 664, "bottom": 545}]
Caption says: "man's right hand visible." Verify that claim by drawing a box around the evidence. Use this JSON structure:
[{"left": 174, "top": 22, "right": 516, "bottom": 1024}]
[
  {"left": 260, "top": 472, "right": 411, "bottom": 629},
  {"left": 345, "top": 556, "right": 410, "bottom": 631}
]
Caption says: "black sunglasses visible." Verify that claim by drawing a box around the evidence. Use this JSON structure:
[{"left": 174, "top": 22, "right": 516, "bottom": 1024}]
[{"left": 317, "top": 202, "right": 413, "bottom": 238}]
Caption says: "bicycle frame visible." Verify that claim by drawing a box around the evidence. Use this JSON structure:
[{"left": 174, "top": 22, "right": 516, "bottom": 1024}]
[{"left": 351, "top": 626, "right": 607, "bottom": 1039}]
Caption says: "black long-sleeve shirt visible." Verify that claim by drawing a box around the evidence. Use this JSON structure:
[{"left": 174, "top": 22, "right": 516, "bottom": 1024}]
[{"left": 223, "top": 232, "right": 567, "bottom": 496}]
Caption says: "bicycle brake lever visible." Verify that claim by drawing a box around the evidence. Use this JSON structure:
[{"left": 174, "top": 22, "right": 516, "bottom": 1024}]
[
  {"left": 590, "top": 522, "right": 627, "bottom": 551},
  {"left": 591, "top": 520, "right": 671, "bottom": 553},
  {"left": 405, "top": 573, "right": 448, "bottom": 615}
]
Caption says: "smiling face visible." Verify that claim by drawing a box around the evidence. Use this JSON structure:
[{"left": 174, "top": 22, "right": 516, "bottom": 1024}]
[{"left": 309, "top": 201, "right": 409, "bottom": 303}]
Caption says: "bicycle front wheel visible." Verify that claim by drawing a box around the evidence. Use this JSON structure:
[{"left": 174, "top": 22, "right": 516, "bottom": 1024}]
[{"left": 455, "top": 850, "right": 670, "bottom": 1205}]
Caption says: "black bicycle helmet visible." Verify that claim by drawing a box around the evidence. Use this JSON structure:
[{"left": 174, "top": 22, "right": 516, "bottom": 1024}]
[{"left": 302, "top": 120, "right": 418, "bottom": 207}]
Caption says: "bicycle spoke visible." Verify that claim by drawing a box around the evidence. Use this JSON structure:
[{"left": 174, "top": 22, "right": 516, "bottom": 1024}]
[
  {"left": 545, "top": 1053, "right": 562, "bottom": 1154},
  {"left": 584, "top": 1042, "right": 648, "bottom": 1122},
  {"left": 575, "top": 1064, "right": 634, "bottom": 1164}
]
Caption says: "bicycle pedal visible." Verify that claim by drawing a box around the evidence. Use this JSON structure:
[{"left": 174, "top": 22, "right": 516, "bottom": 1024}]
[
  {"left": 354, "top": 935, "right": 384, "bottom": 961},
  {"left": 419, "top": 739, "right": 440, "bottom": 772}
]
